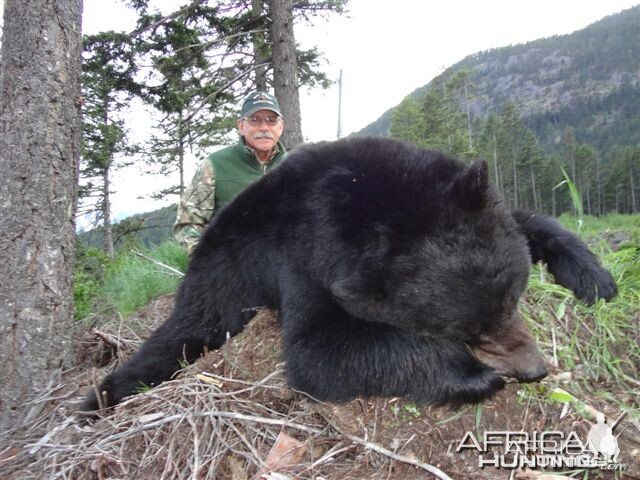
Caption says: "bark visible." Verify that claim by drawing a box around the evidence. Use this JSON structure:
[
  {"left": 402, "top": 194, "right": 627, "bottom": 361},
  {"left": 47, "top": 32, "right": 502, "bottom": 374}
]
[
  {"left": 512, "top": 154, "right": 518, "bottom": 209},
  {"left": 102, "top": 103, "right": 114, "bottom": 259},
  {"left": 252, "top": 0, "right": 268, "bottom": 91},
  {"left": 0, "top": 0, "right": 82, "bottom": 428},
  {"left": 596, "top": 158, "right": 602, "bottom": 215},
  {"left": 630, "top": 165, "right": 637, "bottom": 213},
  {"left": 103, "top": 167, "right": 115, "bottom": 259},
  {"left": 464, "top": 81, "right": 473, "bottom": 152},
  {"left": 178, "top": 108, "right": 185, "bottom": 197},
  {"left": 268, "top": 0, "right": 304, "bottom": 149},
  {"left": 530, "top": 165, "right": 538, "bottom": 212},
  {"left": 492, "top": 132, "right": 501, "bottom": 196}
]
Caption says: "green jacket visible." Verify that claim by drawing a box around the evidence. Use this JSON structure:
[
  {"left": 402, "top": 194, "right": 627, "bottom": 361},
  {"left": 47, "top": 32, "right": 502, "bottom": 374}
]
[
  {"left": 211, "top": 140, "right": 287, "bottom": 210},
  {"left": 173, "top": 139, "right": 287, "bottom": 253}
]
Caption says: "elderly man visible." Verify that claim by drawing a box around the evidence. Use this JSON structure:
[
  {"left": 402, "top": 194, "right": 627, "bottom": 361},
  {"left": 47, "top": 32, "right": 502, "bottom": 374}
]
[{"left": 173, "top": 91, "right": 288, "bottom": 253}]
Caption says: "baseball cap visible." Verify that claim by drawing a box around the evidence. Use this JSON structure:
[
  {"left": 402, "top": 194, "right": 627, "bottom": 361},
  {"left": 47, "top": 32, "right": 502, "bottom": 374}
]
[{"left": 240, "top": 91, "right": 282, "bottom": 118}]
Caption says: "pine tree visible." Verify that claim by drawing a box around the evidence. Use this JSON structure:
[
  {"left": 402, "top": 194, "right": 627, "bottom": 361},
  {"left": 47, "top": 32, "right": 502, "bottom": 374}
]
[
  {"left": 390, "top": 96, "right": 426, "bottom": 147},
  {"left": 81, "top": 32, "right": 140, "bottom": 257}
]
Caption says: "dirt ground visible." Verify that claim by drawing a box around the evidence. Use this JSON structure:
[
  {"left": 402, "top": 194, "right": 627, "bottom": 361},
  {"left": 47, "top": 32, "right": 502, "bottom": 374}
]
[{"left": 1, "top": 295, "right": 639, "bottom": 480}]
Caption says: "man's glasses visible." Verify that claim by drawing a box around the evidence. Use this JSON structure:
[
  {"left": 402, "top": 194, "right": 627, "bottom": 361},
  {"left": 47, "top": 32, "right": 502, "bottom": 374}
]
[{"left": 244, "top": 115, "right": 281, "bottom": 127}]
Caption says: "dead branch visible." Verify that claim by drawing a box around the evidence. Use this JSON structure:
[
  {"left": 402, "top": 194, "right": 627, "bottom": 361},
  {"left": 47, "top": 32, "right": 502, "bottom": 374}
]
[
  {"left": 131, "top": 249, "right": 184, "bottom": 277},
  {"left": 322, "top": 416, "right": 454, "bottom": 480}
]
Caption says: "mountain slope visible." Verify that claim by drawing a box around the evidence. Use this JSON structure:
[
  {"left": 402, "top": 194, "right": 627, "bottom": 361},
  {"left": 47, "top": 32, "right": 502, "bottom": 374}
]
[{"left": 357, "top": 6, "right": 640, "bottom": 153}]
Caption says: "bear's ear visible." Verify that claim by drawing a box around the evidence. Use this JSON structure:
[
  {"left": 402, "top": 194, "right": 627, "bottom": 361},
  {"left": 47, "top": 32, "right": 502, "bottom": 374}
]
[{"left": 451, "top": 159, "right": 489, "bottom": 210}]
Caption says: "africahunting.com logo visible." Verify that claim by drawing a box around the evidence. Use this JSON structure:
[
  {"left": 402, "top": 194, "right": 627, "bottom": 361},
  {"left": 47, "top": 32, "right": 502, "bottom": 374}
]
[{"left": 456, "top": 412, "right": 628, "bottom": 471}]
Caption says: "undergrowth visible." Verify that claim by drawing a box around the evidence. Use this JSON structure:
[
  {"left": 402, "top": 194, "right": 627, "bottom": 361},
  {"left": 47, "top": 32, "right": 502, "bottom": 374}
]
[
  {"left": 521, "top": 214, "right": 640, "bottom": 420},
  {"left": 74, "top": 240, "right": 188, "bottom": 321}
]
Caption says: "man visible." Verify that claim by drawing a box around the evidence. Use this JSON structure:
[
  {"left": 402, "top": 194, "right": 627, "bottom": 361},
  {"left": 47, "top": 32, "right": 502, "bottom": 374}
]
[{"left": 173, "top": 91, "right": 288, "bottom": 253}]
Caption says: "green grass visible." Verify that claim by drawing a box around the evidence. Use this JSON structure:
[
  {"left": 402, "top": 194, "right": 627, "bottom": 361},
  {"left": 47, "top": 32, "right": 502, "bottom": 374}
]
[
  {"left": 101, "top": 241, "right": 188, "bottom": 317},
  {"left": 521, "top": 214, "right": 640, "bottom": 419},
  {"left": 558, "top": 213, "right": 640, "bottom": 243},
  {"left": 74, "top": 240, "right": 188, "bottom": 320}
]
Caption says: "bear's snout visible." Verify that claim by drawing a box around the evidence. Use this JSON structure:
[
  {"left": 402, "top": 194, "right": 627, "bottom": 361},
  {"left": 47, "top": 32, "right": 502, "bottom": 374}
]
[{"left": 472, "top": 315, "right": 548, "bottom": 383}]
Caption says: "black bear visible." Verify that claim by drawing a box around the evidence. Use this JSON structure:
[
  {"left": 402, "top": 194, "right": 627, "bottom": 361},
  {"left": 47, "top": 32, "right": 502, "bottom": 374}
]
[{"left": 82, "top": 137, "right": 616, "bottom": 411}]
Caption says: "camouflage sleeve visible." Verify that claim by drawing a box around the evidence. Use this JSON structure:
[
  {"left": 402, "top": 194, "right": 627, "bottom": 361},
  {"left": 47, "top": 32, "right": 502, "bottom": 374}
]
[{"left": 172, "top": 158, "right": 216, "bottom": 254}]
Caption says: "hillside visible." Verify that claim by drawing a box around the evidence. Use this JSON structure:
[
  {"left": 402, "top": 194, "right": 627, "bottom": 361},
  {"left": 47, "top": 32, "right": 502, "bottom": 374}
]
[
  {"left": 79, "top": 205, "right": 176, "bottom": 249},
  {"left": 357, "top": 6, "right": 640, "bottom": 154}
]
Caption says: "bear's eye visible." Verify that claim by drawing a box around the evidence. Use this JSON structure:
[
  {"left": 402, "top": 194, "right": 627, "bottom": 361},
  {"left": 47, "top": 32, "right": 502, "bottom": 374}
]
[{"left": 374, "top": 290, "right": 386, "bottom": 301}]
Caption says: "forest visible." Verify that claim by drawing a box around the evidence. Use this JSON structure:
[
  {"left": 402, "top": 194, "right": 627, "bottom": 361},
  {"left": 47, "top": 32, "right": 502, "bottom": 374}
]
[
  {"left": 389, "top": 72, "right": 639, "bottom": 217},
  {"left": 363, "top": 6, "right": 640, "bottom": 218}
]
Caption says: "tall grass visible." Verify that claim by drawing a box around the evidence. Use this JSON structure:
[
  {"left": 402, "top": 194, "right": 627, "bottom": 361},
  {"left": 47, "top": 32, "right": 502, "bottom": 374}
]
[
  {"left": 521, "top": 214, "right": 640, "bottom": 417},
  {"left": 555, "top": 168, "right": 584, "bottom": 230},
  {"left": 74, "top": 241, "right": 188, "bottom": 320}
]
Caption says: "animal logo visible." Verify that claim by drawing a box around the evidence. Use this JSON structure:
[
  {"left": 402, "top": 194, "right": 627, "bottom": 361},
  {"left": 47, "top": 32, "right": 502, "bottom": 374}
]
[{"left": 586, "top": 411, "right": 626, "bottom": 461}]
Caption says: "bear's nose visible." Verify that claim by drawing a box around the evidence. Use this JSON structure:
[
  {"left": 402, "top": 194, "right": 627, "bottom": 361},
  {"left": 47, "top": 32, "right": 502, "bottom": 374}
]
[{"left": 516, "top": 361, "right": 548, "bottom": 383}]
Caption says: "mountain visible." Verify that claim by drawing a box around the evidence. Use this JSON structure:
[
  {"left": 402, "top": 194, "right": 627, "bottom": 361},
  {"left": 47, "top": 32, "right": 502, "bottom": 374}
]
[
  {"left": 356, "top": 6, "right": 640, "bottom": 154},
  {"left": 79, "top": 205, "right": 176, "bottom": 249}
]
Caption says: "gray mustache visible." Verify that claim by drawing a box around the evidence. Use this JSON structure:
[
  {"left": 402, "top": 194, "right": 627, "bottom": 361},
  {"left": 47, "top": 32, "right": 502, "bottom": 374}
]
[{"left": 255, "top": 132, "right": 275, "bottom": 140}]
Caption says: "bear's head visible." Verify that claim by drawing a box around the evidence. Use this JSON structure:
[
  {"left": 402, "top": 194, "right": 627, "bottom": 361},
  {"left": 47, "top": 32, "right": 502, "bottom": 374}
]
[{"left": 329, "top": 159, "right": 548, "bottom": 383}]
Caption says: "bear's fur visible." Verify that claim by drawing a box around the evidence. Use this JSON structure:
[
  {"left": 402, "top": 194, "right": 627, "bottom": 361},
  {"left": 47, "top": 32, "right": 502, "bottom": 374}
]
[{"left": 82, "top": 137, "right": 616, "bottom": 411}]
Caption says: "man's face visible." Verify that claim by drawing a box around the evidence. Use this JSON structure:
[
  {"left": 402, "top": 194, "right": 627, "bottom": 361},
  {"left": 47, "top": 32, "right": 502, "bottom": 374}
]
[{"left": 237, "top": 109, "right": 284, "bottom": 154}]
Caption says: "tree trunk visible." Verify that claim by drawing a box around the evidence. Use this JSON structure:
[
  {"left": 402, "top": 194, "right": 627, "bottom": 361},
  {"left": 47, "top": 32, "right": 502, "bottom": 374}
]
[
  {"left": 596, "top": 158, "right": 602, "bottom": 215},
  {"left": 178, "top": 108, "right": 186, "bottom": 197},
  {"left": 464, "top": 81, "right": 473, "bottom": 153},
  {"left": 0, "top": 0, "right": 82, "bottom": 429},
  {"left": 103, "top": 167, "right": 115, "bottom": 259},
  {"left": 492, "top": 132, "right": 501, "bottom": 195},
  {"left": 630, "top": 165, "right": 637, "bottom": 213},
  {"left": 512, "top": 154, "right": 518, "bottom": 209},
  {"left": 252, "top": 0, "right": 269, "bottom": 91},
  {"left": 102, "top": 101, "right": 115, "bottom": 259},
  {"left": 268, "top": 0, "right": 304, "bottom": 149},
  {"left": 530, "top": 165, "right": 538, "bottom": 212}
]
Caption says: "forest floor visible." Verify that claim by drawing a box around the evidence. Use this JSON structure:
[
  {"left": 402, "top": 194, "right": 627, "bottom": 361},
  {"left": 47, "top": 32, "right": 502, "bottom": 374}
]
[{"left": 1, "top": 218, "right": 639, "bottom": 480}]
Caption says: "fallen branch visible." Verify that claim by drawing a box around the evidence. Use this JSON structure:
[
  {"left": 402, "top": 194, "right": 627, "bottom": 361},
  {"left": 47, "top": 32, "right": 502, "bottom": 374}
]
[
  {"left": 131, "top": 249, "right": 184, "bottom": 277},
  {"left": 92, "top": 329, "right": 123, "bottom": 351},
  {"left": 96, "top": 410, "right": 324, "bottom": 448},
  {"left": 323, "top": 417, "right": 454, "bottom": 480}
]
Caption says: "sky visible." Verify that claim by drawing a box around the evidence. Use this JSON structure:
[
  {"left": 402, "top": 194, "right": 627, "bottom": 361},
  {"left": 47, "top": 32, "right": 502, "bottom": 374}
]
[{"left": 78, "top": 0, "right": 640, "bottom": 221}]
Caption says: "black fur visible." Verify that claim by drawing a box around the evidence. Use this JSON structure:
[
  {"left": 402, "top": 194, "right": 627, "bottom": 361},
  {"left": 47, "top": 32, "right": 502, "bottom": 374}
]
[
  {"left": 511, "top": 211, "right": 617, "bottom": 304},
  {"left": 82, "top": 137, "right": 616, "bottom": 411}
]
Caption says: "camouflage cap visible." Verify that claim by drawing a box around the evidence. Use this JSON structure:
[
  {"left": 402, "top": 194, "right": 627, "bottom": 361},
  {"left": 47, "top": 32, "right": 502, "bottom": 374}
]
[{"left": 240, "top": 91, "right": 282, "bottom": 118}]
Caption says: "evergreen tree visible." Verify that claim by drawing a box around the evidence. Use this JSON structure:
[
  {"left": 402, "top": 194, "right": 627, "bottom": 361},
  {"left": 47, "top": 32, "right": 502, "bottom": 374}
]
[
  {"left": 121, "top": 0, "right": 348, "bottom": 200},
  {"left": 605, "top": 146, "right": 640, "bottom": 213},
  {"left": 420, "top": 82, "right": 467, "bottom": 157},
  {"left": 497, "top": 103, "right": 525, "bottom": 209},
  {"left": 517, "top": 130, "right": 544, "bottom": 211},
  {"left": 574, "top": 144, "right": 597, "bottom": 215},
  {"left": 133, "top": 3, "right": 237, "bottom": 198},
  {"left": 446, "top": 69, "right": 476, "bottom": 157},
  {"left": 477, "top": 112, "right": 503, "bottom": 195},
  {"left": 81, "top": 32, "right": 140, "bottom": 257},
  {"left": 389, "top": 96, "right": 426, "bottom": 147}
]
